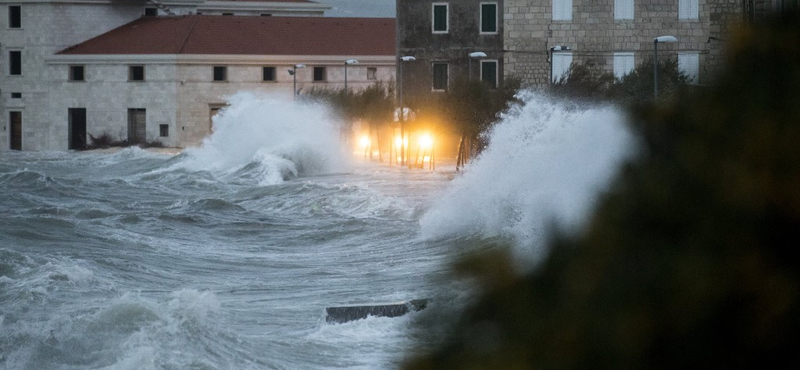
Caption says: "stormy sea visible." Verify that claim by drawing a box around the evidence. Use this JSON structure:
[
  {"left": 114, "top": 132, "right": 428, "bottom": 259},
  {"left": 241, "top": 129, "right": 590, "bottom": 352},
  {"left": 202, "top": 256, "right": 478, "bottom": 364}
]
[{"left": 0, "top": 92, "right": 634, "bottom": 370}]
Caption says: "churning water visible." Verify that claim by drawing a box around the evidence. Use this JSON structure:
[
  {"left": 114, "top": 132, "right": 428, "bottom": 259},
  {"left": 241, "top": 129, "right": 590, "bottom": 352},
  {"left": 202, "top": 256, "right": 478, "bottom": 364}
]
[{"left": 0, "top": 92, "right": 634, "bottom": 370}]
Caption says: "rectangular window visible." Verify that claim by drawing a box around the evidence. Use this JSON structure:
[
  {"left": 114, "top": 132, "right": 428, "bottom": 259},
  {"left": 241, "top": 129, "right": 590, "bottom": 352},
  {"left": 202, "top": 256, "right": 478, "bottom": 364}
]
[
  {"left": 480, "top": 3, "right": 498, "bottom": 34},
  {"left": 551, "top": 52, "right": 573, "bottom": 82},
  {"left": 129, "top": 65, "right": 145, "bottom": 81},
  {"left": 9, "top": 5, "right": 21, "bottom": 28},
  {"left": 213, "top": 66, "right": 227, "bottom": 81},
  {"left": 552, "top": 0, "right": 572, "bottom": 21},
  {"left": 222, "top": 13, "right": 233, "bottom": 16},
  {"left": 367, "top": 67, "right": 377, "bottom": 80},
  {"left": 69, "top": 65, "right": 85, "bottom": 81},
  {"left": 11, "top": 92, "right": 21, "bottom": 99},
  {"left": 613, "top": 52, "right": 635, "bottom": 79},
  {"left": 432, "top": 3, "right": 448, "bottom": 33},
  {"left": 432, "top": 62, "right": 448, "bottom": 91},
  {"left": 678, "top": 52, "right": 700, "bottom": 84},
  {"left": 144, "top": 7, "right": 157, "bottom": 16},
  {"left": 614, "top": 0, "right": 634, "bottom": 20},
  {"left": 263, "top": 66, "right": 276, "bottom": 81},
  {"left": 480, "top": 60, "right": 498, "bottom": 89},
  {"left": 313, "top": 66, "right": 326, "bottom": 82},
  {"left": 679, "top": 0, "right": 699, "bottom": 19},
  {"left": 9, "top": 111, "right": 22, "bottom": 150},
  {"left": 9, "top": 50, "right": 21, "bottom": 75},
  {"left": 159, "top": 124, "right": 169, "bottom": 137}
]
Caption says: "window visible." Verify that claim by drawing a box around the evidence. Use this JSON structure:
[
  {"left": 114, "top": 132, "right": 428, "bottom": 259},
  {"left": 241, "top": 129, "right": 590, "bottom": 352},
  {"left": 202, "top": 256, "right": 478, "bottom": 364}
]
[
  {"left": 160, "top": 124, "right": 169, "bottom": 137},
  {"left": 614, "top": 0, "right": 634, "bottom": 20},
  {"left": 679, "top": 0, "right": 699, "bottom": 19},
  {"left": 613, "top": 52, "right": 635, "bottom": 79},
  {"left": 552, "top": 0, "right": 572, "bottom": 21},
  {"left": 480, "top": 3, "right": 498, "bottom": 34},
  {"left": 69, "top": 65, "right": 85, "bottom": 81},
  {"left": 213, "top": 66, "right": 227, "bottom": 81},
  {"left": 551, "top": 52, "right": 573, "bottom": 82},
  {"left": 144, "top": 7, "right": 157, "bottom": 16},
  {"left": 261, "top": 13, "right": 272, "bottom": 16},
  {"left": 263, "top": 66, "right": 276, "bottom": 81},
  {"left": 432, "top": 62, "right": 448, "bottom": 91},
  {"left": 222, "top": 12, "right": 233, "bottom": 16},
  {"left": 678, "top": 52, "right": 700, "bottom": 84},
  {"left": 432, "top": 3, "right": 448, "bottom": 33},
  {"left": 9, "top": 5, "right": 21, "bottom": 28},
  {"left": 9, "top": 50, "right": 21, "bottom": 75},
  {"left": 11, "top": 92, "right": 21, "bottom": 99},
  {"left": 367, "top": 67, "right": 377, "bottom": 80},
  {"left": 480, "top": 60, "right": 498, "bottom": 89},
  {"left": 129, "top": 65, "right": 145, "bottom": 81},
  {"left": 313, "top": 66, "right": 326, "bottom": 82}
]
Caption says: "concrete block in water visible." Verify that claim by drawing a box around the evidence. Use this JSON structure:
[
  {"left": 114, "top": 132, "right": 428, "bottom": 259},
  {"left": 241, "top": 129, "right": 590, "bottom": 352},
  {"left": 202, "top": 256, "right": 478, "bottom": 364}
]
[{"left": 325, "top": 299, "right": 428, "bottom": 324}]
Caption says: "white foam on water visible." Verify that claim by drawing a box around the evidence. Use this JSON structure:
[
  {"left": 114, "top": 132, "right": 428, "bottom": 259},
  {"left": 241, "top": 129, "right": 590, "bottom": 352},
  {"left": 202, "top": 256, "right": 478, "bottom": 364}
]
[
  {"left": 179, "top": 91, "right": 351, "bottom": 185},
  {"left": 421, "top": 92, "right": 637, "bottom": 264}
]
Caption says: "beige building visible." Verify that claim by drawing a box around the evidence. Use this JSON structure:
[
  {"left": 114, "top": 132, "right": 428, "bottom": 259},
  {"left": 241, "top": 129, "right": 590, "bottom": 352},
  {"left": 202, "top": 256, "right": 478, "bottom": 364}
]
[
  {"left": 504, "top": 0, "right": 745, "bottom": 87},
  {"left": 1, "top": 1, "right": 396, "bottom": 151}
]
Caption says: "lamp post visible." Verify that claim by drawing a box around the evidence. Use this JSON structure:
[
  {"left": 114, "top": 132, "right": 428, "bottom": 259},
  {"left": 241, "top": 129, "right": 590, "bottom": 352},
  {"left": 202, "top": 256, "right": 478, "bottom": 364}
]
[
  {"left": 549, "top": 45, "right": 570, "bottom": 85},
  {"left": 653, "top": 36, "right": 677, "bottom": 99},
  {"left": 398, "top": 56, "right": 415, "bottom": 166},
  {"left": 468, "top": 51, "right": 487, "bottom": 81},
  {"left": 287, "top": 64, "right": 306, "bottom": 98},
  {"left": 344, "top": 59, "right": 359, "bottom": 91}
]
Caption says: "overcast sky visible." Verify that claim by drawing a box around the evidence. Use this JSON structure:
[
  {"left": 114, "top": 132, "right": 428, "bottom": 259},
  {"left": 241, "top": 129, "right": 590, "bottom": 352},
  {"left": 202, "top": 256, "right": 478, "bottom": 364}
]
[{"left": 321, "top": 0, "right": 396, "bottom": 17}]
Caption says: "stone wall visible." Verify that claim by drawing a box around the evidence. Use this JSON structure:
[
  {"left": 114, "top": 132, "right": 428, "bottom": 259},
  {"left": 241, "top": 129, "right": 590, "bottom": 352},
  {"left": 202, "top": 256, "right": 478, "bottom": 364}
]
[
  {"left": 0, "top": 2, "right": 144, "bottom": 151},
  {"left": 504, "top": 0, "right": 743, "bottom": 87},
  {"left": 397, "top": 0, "right": 505, "bottom": 99}
]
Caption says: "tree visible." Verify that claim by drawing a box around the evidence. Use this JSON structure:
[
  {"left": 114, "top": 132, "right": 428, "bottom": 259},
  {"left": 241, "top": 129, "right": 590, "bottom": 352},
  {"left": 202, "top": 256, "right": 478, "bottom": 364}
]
[{"left": 403, "top": 11, "right": 800, "bottom": 370}]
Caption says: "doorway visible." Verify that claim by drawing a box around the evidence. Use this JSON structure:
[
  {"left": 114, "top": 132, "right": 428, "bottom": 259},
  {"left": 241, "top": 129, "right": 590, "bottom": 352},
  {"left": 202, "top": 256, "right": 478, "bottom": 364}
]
[
  {"left": 68, "top": 108, "right": 87, "bottom": 150},
  {"left": 9, "top": 111, "right": 22, "bottom": 150},
  {"left": 127, "top": 108, "right": 146, "bottom": 145}
]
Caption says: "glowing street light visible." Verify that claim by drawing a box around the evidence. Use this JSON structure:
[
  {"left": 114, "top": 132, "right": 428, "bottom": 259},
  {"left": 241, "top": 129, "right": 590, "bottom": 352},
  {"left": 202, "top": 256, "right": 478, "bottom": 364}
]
[
  {"left": 653, "top": 36, "right": 677, "bottom": 99},
  {"left": 287, "top": 64, "right": 306, "bottom": 98},
  {"left": 419, "top": 133, "right": 433, "bottom": 149},
  {"left": 468, "top": 51, "right": 487, "bottom": 81},
  {"left": 360, "top": 135, "right": 370, "bottom": 160},
  {"left": 344, "top": 59, "right": 359, "bottom": 91},
  {"left": 398, "top": 55, "right": 416, "bottom": 166}
]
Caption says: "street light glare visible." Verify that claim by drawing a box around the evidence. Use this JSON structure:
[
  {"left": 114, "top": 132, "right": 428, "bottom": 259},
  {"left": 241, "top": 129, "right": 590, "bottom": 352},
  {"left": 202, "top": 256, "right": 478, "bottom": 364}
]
[
  {"left": 469, "top": 51, "right": 487, "bottom": 58},
  {"left": 295, "top": 64, "right": 306, "bottom": 68},
  {"left": 360, "top": 136, "right": 370, "bottom": 148},
  {"left": 345, "top": 59, "right": 359, "bottom": 65},
  {"left": 419, "top": 134, "right": 433, "bottom": 149},
  {"left": 400, "top": 56, "right": 416, "bottom": 62}
]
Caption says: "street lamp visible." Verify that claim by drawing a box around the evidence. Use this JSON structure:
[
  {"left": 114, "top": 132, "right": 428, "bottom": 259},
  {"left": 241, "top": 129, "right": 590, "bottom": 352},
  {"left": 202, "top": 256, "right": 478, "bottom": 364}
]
[
  {"left": 287, "top": 63, "right": 306, "bottom": 98},
  {"left": 344, "top": 59, "right": 359, "bottom": 91},
  {"left": 653, "top": 36, "right": 677, "bottom": 99},
  {"left": 549, "top": 45, "right": 570, "bottom": 85},
  {"left": 398, "top": 55, "right": 415, "bottom": 166},
  {"left": 468, "top": 51, "right": 487, "bottom": 81}
]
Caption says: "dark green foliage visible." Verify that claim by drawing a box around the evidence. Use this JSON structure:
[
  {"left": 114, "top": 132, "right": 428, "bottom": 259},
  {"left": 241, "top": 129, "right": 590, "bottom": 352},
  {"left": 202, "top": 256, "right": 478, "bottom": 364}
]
[
  {"left": 551, "top": 58, "right": 690, "bottom": 105},
  {"left": 404, "top": 12, "right": 800, "bottom": 370},
  {"left": 301, "top": 82, "right": 395, "bottom": 130},
  {"left": 405, "top": 77, "right": 521, "bottom": 167}
]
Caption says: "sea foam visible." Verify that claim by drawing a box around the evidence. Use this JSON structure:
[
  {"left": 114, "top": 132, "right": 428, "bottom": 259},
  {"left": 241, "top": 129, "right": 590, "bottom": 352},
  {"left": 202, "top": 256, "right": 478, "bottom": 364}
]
[
  {"left": 180, "top": 92, "right": 350, "bottom": 185},
  {"left": 421, "top": 92, "right": 637, "bottom": 264}
]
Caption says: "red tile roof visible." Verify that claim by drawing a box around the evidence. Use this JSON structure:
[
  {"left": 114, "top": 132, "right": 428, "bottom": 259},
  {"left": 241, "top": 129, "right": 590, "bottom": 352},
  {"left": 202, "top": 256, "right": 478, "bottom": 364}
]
[{"left": 58, "top": 16, "right": 395, "bottom": 56}]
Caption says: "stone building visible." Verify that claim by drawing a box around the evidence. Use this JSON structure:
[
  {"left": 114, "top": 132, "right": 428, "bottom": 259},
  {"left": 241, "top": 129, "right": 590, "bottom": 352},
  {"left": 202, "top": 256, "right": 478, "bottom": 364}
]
[
  {"left": 504, "top": 0, "right": 746, "bottom": 87},
  {"left": 396, "top": 0, "right": 505, "bottom": 99},
  {"left": 1, "top": 0, "right": 396, "bottom": 151}
]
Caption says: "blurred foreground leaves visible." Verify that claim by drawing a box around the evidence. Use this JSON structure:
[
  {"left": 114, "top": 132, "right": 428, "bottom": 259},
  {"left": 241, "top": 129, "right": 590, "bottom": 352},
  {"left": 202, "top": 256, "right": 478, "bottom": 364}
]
[{"left": 404, "top": 12, "right": 800, "bottom": 370}]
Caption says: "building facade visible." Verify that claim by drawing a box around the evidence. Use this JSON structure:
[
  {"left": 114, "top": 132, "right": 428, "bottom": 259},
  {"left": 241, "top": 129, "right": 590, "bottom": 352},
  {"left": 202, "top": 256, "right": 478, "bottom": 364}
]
[
  {"left": 1, "top": 1, "right": 397, "bottom": 151},
  {"left": 396, "top": 0, "right": 505, "bottom": 100},
  {"left": 504, "top": 0, "right": 744, "bottom": 87}
]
